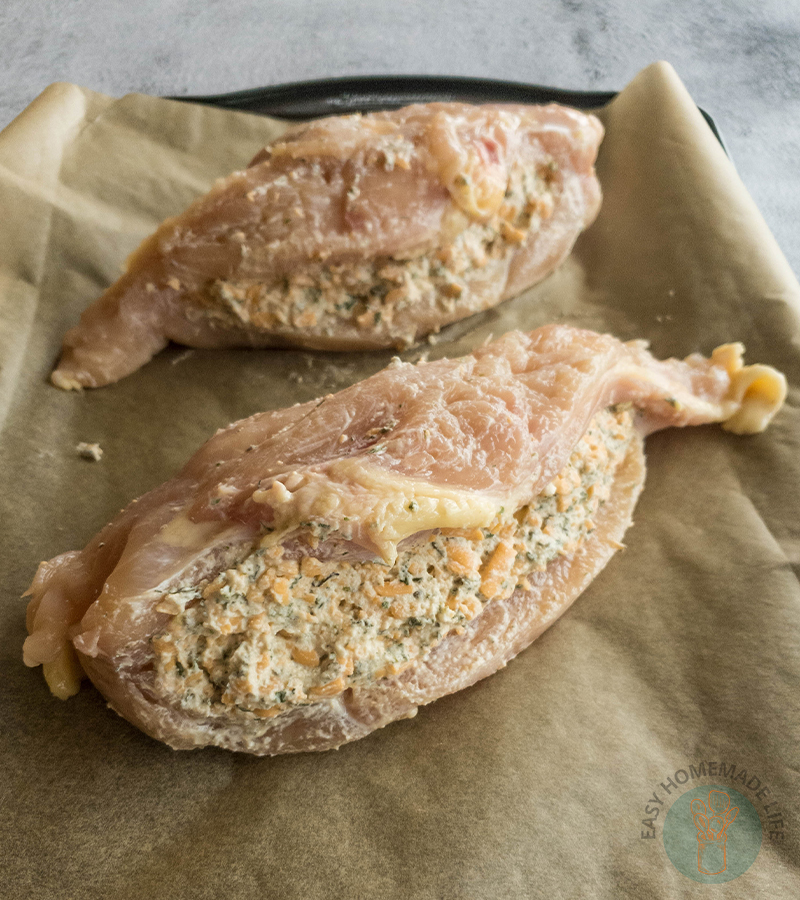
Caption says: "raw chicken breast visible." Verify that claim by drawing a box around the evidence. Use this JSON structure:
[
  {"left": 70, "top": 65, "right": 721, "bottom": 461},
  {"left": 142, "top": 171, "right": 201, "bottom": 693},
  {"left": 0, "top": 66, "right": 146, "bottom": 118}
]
[
  {"left": 51, "top": 103, "right": 603, "bottom": 389},
  {"left": 25, "top": 326, "right": 786, "bottom": 753}
]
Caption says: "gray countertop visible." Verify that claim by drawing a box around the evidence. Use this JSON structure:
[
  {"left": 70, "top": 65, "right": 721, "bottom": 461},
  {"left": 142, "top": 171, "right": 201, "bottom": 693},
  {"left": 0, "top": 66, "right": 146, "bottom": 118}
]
[{"left": 1, "top": 0, "right": 798, "bottom": 282}]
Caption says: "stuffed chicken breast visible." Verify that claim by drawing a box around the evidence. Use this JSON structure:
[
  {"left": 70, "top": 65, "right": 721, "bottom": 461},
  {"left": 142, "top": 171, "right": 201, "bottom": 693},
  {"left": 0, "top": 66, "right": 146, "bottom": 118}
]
[
  {"left": 26, "top": 326, "right": 786, "bottom": 753},
  {"left": 51, "top": 103, "right": 603, "bottom": 389}
]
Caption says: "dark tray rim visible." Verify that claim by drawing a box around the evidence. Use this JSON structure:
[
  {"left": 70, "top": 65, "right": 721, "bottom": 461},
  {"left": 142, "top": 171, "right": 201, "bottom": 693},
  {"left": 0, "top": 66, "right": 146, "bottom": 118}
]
[{"left": 169, "top": 73, "right": 726, "bottom": 153}]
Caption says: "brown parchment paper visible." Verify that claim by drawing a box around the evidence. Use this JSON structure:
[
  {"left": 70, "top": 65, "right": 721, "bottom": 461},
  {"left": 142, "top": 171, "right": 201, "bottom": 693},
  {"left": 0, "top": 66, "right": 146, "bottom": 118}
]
[{"left": 1, "top": 62, "right": 798, "bottom": 899}]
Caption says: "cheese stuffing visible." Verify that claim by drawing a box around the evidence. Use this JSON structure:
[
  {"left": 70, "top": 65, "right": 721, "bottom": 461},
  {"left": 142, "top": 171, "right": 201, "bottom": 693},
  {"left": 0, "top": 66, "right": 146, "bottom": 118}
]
[
  {"left": 151, "top": 405, "right": 634, "bottom": 719},
  {"left": 206, "top": 162, "right": 558, "bottom": 348}
]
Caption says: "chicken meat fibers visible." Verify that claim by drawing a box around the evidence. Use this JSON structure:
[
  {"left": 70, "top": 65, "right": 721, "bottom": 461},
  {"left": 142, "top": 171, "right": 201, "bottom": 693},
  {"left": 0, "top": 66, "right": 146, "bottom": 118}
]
[
  {"left": 51, "top": 103, "right": 603, "bottom": 388},
  {"left": 26, "top": 326, "right": 785, "bottom": 753}
]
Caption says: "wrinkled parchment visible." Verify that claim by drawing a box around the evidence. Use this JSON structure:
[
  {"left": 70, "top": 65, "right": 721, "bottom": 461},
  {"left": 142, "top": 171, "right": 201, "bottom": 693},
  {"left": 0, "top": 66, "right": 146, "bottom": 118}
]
[{"left": 1, "top": 62, "right": 798, "bottom": 899}]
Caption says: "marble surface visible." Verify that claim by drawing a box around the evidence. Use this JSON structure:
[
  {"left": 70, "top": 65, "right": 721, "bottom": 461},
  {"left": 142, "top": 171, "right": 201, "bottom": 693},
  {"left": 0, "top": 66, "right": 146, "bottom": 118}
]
[{"left": 1, "top": 0, "right": 799, "bottom": 274}]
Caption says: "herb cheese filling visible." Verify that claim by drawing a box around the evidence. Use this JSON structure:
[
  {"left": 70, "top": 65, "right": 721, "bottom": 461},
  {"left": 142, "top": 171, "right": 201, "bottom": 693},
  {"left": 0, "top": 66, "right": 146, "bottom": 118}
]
[
  {"left": 151, "top": 405, "right": 634, "bottom": 720},
  {"left": 205, "top": 162, "right": 558, "bottom": 346}
]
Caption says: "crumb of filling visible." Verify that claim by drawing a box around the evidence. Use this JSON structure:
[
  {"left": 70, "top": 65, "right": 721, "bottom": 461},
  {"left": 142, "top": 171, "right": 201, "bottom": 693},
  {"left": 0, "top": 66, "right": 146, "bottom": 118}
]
[
  {"left": 151, "top": 406, "right": 633, "bottom": 720},
  {"left": 203, "top": 162, "right": 558, "bottom": 347},
  {"left": 76, "top": 442, "right": 103, "bottom": 461}
]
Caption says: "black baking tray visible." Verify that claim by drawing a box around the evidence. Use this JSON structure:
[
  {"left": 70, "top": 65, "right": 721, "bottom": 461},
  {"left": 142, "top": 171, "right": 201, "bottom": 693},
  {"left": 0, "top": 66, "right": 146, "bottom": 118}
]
[{"left": 171, "top": 74, "right": 727, "bottom": 154}]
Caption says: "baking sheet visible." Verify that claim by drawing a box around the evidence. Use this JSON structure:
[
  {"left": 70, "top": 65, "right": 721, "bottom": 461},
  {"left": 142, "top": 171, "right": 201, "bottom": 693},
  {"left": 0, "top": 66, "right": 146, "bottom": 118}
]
[
  {"left": 173, "top": 71, "right": 726, "bottom": 150},
  {"left": 1, "top": 62, "right": 798, "bottom": 898}
]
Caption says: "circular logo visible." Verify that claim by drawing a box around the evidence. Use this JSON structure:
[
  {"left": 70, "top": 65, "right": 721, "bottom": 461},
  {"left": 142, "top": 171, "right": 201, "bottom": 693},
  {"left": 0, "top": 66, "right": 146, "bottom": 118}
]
[{"left": 663, "top": 785, "right": 762, "bottom": 883}]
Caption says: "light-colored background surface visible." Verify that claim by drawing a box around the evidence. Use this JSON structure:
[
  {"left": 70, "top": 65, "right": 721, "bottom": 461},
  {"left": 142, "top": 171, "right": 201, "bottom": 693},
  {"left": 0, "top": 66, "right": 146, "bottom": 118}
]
[{"left": 1, "top": 0, "right": 798, "bottom": 280}]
